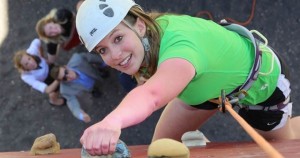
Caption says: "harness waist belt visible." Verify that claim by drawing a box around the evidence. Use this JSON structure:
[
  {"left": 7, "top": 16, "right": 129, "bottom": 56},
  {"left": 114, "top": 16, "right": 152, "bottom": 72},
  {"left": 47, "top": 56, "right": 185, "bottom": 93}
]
[
  {"left": 245, "top": 96, "right": 290, "bottom": 111},
  {"left": 246, "top": 103, "right": 287, "bottom": 111}
]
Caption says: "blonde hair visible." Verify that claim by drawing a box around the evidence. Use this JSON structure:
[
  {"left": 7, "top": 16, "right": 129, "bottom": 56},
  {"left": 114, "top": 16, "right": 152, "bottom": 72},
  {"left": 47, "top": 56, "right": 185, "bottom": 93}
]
[
  {"left": 124, "top": 6, "right": 165, "bottom": 83},
  {"left": 35, "top": 8, "right": 67, "bottom": 44},
  {"left": 13, "top": 50, "right": 27, "bottom": 73}
]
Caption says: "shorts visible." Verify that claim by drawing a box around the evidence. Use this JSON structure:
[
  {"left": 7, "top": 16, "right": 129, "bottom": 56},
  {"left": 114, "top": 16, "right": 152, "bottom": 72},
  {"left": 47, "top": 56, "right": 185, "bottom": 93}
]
[
  {"left": 238, "top": 46, "right": 293, "bottom": 131},
  {"left": 238, "top": 74, "right": 292, "bottom": 131}
]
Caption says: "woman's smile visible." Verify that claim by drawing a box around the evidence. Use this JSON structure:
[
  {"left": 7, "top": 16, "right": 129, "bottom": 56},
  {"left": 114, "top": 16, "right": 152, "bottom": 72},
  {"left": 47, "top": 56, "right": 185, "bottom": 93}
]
[{"left": 119, "top": 54, "right": 132, "bottom": 67}]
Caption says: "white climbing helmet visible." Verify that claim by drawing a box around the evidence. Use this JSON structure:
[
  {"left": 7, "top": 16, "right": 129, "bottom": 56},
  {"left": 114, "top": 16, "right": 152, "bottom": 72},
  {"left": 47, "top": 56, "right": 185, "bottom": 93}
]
[{"left": 76, "top": 0, "right": 136, "bottom": 52}]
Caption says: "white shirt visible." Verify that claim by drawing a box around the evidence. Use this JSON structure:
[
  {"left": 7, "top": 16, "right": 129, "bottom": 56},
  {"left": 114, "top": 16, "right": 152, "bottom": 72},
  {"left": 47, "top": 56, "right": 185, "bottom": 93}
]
[{"left": 21, "top": 38, "right": 49, "bottom": 93}]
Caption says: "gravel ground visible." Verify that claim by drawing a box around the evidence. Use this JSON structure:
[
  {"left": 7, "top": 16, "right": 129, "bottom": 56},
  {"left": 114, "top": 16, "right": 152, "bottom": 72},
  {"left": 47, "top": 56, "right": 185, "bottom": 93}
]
[{"left": 0, "top": 0, "right": 299, "bottom": 152}]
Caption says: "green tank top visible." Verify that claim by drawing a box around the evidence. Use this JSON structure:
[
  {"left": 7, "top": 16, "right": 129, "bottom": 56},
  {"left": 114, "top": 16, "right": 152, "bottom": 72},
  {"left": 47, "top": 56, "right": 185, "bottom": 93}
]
[{"left": 156, "top": 15, "right": 280, "bottom": 106}]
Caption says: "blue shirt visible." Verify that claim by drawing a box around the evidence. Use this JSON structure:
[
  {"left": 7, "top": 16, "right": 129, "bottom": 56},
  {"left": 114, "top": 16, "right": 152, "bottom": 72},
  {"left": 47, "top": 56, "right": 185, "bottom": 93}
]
[{"left": 71, "top": 68, "right": 95, "bottom": 91}]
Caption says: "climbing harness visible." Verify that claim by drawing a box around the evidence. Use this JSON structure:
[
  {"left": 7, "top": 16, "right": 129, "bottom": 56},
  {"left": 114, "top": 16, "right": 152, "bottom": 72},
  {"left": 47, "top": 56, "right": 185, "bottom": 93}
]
[
  {"left": 198, "top": 0, "right": 268, "bottom": 108},
  {"left": 219, "top": 21, "right": 265, "bottom": 101},
  {"left": 210, "top": 20, "right": 278, "bottom": 112}
]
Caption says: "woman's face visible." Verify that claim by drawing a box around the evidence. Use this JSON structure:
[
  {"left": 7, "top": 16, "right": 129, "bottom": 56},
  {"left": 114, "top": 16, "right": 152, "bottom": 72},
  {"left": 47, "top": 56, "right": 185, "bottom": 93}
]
[
  {"left": 20, "top": 54, "right": 37, "bottom": 71},
  {"left": 93, "top": 18, "right": 146, "bottom": 75},
  {"left": 44, "top": 22, "right": 62, "bottom": 37}
]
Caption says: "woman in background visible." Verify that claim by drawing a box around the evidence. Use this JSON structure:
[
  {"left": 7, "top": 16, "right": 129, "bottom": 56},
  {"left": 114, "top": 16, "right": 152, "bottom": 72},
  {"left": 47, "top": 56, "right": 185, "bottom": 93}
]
[
  {"left": 13, "top": 38, "right": 65, "bottom": 106},
  {"left": 35, "top": 7, "right": 81, "bottom": 64}
]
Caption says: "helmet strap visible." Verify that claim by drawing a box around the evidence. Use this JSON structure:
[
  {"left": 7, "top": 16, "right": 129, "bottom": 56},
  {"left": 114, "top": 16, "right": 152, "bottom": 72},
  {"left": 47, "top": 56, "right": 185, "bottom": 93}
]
[
  {"left": 142, "top": 37, "right": 150, "bottom": 52},
  {"left": 141, "top": 36, "right": 150, "bottom": 68}
]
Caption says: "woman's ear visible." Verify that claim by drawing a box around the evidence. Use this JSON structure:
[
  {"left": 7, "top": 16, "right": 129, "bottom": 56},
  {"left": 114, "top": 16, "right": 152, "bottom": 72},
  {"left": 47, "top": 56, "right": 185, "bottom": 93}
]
[{"left": 134, "top": 17, "right": 147, "bottom": 37}]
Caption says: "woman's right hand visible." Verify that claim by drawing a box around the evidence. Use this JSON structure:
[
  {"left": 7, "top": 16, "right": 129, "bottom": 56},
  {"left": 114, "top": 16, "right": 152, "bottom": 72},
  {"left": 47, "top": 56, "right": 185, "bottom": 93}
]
[{"left": 80, "top": 119, "right": 122, "bottom": 156}]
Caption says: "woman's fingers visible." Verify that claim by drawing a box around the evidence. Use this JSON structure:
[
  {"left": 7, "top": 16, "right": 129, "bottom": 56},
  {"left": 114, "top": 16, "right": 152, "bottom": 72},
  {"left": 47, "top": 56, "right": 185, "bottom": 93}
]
[{"left": 80, "top": 122, "right": 121, "bottom": 156}]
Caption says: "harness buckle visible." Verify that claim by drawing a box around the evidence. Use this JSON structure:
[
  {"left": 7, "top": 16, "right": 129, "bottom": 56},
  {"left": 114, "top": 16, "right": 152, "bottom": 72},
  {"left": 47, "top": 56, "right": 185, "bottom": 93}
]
[
  {"left": 219, "top": 90, "right": 241, "bottom": 113},
  {"left": 250, "top": 30, "right": 268, "bottom": 47}
]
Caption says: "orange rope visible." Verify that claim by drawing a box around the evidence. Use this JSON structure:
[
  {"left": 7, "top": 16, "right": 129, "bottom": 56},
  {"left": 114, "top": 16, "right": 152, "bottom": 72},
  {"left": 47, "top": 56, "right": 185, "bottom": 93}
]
[
  {"left": 196, "top": 10, "right": 214, "bottom": 20},
  {"left": 196, "top": 0, "right": 256, "bottom": 26},
  {"left": 224, "top": 0, "right": 256, "bottom": 26},
  {"left": 223, "top": 101, "right": 284, "bottom": 158}
]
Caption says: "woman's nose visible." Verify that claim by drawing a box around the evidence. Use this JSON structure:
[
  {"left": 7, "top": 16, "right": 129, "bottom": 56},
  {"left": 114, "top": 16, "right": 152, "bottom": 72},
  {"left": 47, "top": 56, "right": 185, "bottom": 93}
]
[{"left": 110, "top": 48, "right": 122, "bottom": 60}]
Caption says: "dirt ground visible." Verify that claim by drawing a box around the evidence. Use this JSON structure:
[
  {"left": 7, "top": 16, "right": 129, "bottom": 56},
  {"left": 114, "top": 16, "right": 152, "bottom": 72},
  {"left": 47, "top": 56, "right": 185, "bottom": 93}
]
[{"left": 0, "top": 0, "right": 299, "bottom": 152}]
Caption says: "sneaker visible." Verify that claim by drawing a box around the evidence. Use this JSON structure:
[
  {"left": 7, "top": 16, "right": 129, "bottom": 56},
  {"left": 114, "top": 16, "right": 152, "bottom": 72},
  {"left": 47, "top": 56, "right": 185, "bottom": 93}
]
[
  {"left": 48, "top": 98, "right": 66, "bottom": 107},
  {"left": 82, "top": 113, "right": 91, "bottom": 123}
]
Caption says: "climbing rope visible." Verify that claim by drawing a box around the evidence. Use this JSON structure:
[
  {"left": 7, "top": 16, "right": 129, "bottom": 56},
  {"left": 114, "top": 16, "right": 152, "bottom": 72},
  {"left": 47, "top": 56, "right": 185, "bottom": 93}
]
[
  {"left": 211, "top": 90, "right": 284, "bottom": 158},
  {"left": 196, "top": 0, "right": 256, "bottom": 26}
]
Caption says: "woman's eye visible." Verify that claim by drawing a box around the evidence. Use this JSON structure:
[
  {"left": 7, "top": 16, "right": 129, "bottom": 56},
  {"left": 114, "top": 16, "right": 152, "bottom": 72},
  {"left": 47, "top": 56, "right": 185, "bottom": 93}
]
[
  {"left": 93, "top": 46, "right": 106, "bottom": 55},
  {"left": 115, "top": 36, "right": 123, "bottom": 43},
  {"left": 98, "top": 48, "right": 106, "bottom": 54}
]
